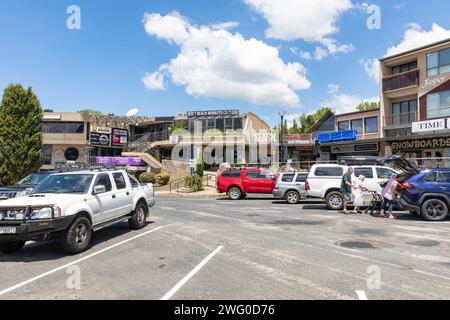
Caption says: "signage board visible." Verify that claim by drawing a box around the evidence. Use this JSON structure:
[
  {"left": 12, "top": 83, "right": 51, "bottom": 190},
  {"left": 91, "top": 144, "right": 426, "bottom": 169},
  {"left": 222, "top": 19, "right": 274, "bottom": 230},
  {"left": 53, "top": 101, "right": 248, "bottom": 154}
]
[
  {"left": 187, "top": 110, "right": 239, "bottom": 118},
  {"left": 96, "top": 157, "right": 145, "bottom": 166},
  {"left": 391, "top": 137, "right": 450, "bottom": 151},
  {"left": 412, "top": 119, "right": 447, "bottom": 133},
  {"left": 90, "top": 124, "right": 111, "bottom": 134},
  {"left": 111, "top": 128, "right": 129, "bottom": 146},
  {"left": 90, "top": 133, "right": 111, "bottom": 146},
  {"left": 331, "top": 143, "right": 379, "bottom": 154}
]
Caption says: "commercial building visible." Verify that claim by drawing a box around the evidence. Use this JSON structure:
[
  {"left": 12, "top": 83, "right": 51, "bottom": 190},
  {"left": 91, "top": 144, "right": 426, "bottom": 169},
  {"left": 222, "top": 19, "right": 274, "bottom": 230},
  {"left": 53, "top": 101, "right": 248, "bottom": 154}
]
[{"left": 380, "top": 38, "right": 450, "bottom": 167}]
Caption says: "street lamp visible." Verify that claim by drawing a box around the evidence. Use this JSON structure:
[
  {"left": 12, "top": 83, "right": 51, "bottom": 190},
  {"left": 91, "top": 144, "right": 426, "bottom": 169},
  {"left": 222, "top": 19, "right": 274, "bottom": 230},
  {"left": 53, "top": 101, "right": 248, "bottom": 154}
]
[{"left": 278, "top": 111, "right": 286, "bottom": 163}]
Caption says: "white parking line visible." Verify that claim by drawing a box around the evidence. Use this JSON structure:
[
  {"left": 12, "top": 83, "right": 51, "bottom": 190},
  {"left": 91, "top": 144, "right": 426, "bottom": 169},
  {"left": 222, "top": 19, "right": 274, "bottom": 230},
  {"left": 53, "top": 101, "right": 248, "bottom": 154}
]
[
  {"left": 356, "top": 290, "right": 368, "bottom": 300},
  {"left": 161, "top": 246, "right": 224, "bottom": 300},
  {"left": 0, "top": 226, "right": 164, "bottom": 297}
]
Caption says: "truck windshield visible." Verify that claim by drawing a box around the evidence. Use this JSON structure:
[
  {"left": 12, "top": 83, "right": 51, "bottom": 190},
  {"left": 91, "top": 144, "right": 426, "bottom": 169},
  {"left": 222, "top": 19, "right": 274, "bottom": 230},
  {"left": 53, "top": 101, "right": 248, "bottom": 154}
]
[
  {"left": 33, "top": 174, "right": 94, "bottom": 194},
  {"left": 18, "top": 173, "right": 50, "bottom": 186}
]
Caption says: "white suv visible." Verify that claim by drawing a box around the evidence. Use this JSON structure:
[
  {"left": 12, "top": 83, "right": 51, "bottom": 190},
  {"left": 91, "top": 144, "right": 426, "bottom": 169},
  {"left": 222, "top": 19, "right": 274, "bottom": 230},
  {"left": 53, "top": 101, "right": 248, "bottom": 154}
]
[{"left": 306, "top": 164, "right": 398, "bottom": 210}]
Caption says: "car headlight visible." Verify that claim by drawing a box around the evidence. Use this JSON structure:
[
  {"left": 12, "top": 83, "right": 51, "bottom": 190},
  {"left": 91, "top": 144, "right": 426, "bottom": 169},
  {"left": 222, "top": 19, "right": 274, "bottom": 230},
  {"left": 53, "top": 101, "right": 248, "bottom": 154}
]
[{"left": 30, "top": 207, "right": 61, "bottom": 220}]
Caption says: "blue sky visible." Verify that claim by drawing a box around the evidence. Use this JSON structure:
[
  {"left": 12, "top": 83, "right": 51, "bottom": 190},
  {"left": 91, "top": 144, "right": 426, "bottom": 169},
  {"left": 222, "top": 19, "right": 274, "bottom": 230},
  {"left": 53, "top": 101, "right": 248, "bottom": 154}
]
[{"left": 0, "top": 0, "right": 449, "bottom": 127}]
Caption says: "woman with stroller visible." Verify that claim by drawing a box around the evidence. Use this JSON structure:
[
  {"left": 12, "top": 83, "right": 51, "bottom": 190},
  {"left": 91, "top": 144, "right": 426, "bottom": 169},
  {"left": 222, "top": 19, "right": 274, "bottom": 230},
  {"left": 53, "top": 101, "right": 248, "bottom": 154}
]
[{"left": 352, "top": 175, "right": 368, "bottom": 214}]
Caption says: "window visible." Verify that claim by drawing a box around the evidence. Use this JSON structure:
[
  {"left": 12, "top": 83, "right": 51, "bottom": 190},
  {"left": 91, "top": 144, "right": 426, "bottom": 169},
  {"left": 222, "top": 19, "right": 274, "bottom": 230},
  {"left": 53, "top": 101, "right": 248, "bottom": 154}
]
[
  {"left": 64, "top": 147, "right": 80, "bottom": 161},
  {"left": 364, "top": 117, "right": 378, "bottom": 133},
  {"left": 128, "top": 174, "right": 139, "bottom": 188},
  {"left": 225, "top": 118, "right": 234, "bottom": 130},
  {"left": 354, "top": 168, "right": 374, "bottom": 179},
  {"left": 391, "top": 100, "right": 417, "bottom": 125},
  {"left": 234, "top": 118, "right": 243, "bottom": 130},
  {"left": 427, "top": 90, "right": 450, "bottom": 118},
  {"left": 376, "top": 168, "right": 397, "bottom": 179},
  {"left": 392, "top": 61, "right": 417, "bottom": 75},
  {"left": 207, "top": 119, "right": 215, "bottom": 129},
  {"left": 223, "top": 171, "right": 242, "bottom": 178},
  {"left": 93, "top": 174, "right": 112, "bottom": 192},
  {"left": 423, "top": 171, "right": 438, "bottom": 182},
  {"left": 314, "top": 167, "right": 343, "bottom": 177},
  {"left": 427, "top": 48, "right": 450, "bottom": 77},
  {"left": 351, "top": 119, "right": 363, "bottom": 134},
  {"left": 113, "top": 173, "right": 127, "bottom": 189},
  {"left": 245, "top": 171, "right": 260, "bottom": 179},
  {"left": 295, "top": 174, "right": 308, "bottom": 182},
  {"left": 42, "top": 122, "right": 85, "bottom": 133},
  {"left": 338, "top": 121, "right": 349, "bottom": 131},
  {"left": 215, "top": 118, "right": 224, "bottom": 131},
  {"left": 43, "top": 144, "right": 53, "bottom": 165},
  {"left": 437, "top": 172, "right": 450, "bottom": 183},
  {"left": 281, "top": 174, "right": 295, "bottom": 182}
]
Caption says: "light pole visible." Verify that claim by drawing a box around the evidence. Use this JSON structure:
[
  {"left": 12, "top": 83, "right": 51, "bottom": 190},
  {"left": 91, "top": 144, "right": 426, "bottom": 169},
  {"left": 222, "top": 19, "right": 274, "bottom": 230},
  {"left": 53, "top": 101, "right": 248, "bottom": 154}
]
[{"left": 278, "top": 111, "right": 286, "bottom": 163}]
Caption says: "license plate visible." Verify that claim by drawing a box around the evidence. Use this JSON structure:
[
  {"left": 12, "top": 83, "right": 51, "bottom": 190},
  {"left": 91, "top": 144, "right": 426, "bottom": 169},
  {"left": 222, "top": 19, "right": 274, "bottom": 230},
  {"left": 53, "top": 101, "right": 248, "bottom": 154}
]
[{"left": 0, "top": 227, "right": 16, "bottom": 234}]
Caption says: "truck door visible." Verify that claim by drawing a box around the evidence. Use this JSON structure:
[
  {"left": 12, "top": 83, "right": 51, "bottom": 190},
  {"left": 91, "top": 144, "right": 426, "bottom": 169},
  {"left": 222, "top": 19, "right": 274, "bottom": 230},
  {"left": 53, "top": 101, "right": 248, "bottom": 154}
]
[
  {"left": 91, "top": 173, "right": 117, "bottom": 223},
  {"left": 112, "top": 172, "right": 133, "bottom": 217},
  {"left": 243, "top": 171, "right": 260, "bottom": 193}
]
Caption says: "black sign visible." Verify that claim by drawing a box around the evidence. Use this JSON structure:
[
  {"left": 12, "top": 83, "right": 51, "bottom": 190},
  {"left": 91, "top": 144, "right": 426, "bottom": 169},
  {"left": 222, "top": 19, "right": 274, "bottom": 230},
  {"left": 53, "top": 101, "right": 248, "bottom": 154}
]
[
  {"left": 354, "top": 144, "right": 379, "bottom": 152},
  {"left": 187, "top": 110, "right": 239, "bottom": 118},
  {"left": 90, "top": 133, "right": 111, "bottom": 146}
]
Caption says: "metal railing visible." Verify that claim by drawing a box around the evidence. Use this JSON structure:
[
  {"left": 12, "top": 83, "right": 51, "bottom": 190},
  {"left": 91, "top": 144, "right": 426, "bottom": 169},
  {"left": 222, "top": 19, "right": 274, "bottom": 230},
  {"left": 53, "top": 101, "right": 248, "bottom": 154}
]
[
  {"left": 384, "top": 112, "right": 417, "bottom": 127},
  {"left": 382, "top": 69, "right": 419, "bottom": 92},
  {"left": 126, "top": 131, "right": 170, "bottom": 152}
]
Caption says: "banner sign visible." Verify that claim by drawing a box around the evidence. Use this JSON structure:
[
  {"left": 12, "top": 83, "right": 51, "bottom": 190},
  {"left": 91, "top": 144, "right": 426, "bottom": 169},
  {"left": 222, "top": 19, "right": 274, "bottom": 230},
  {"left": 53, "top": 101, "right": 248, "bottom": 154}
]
[
  {"left": 412, "top": 118, "right": 447, "bottom": 133},
  {"left": 391, "top": 137, "right": 450, "bottom": 151},
  {"left": 112, "top": 128, "right": 129, "bottom": 146},
  {"left": 90, "top": 133, "right": 111, "bottom": 146},
  {"left": 187, "top": 110, "right": 239, "bottom": 118},
  {"left": 95, "top": 157, "right": 145, "bottom": 166}
]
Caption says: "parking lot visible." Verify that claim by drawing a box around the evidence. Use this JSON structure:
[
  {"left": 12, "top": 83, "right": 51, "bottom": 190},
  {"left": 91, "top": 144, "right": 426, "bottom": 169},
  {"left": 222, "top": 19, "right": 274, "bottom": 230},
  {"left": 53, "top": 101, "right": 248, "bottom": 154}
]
[{"left": 1, "top": 195, "right": 450, "bottom": 300}]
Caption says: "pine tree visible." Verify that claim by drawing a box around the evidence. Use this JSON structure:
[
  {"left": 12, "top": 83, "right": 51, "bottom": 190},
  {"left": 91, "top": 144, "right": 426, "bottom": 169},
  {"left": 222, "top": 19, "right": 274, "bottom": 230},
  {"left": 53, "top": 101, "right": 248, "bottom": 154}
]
[
  {"left": 0, "top": 84, "right": 43, "bottom": 185},
  {"left": 290, "top": 119, "right": 300, "bottom": 134}
]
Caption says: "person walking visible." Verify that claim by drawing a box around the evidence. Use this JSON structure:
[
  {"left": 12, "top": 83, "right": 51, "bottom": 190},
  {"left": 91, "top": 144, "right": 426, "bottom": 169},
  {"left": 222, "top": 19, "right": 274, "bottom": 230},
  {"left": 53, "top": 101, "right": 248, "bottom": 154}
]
[
  {"left": 380, "top": 175, "right": 398, "bottom": 219},
  {"left": 352, "top": 175, "right": 368, "bottom": 214},
  {"left": 341, "top": 167, "right": 354, "bottom": 214}
]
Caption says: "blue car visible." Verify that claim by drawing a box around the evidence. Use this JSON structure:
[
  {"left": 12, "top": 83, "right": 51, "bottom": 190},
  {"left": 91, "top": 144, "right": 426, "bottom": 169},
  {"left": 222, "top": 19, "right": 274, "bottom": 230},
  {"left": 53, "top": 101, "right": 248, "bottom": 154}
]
[{"left": 400, "top": 168, "right": 450, "bottom": 221}]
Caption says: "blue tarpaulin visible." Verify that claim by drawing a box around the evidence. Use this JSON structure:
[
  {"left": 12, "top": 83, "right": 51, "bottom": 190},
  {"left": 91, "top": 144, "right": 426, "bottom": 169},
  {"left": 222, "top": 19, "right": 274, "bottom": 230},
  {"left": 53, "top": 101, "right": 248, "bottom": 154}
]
[{"left": 316, "top": 130, "right": 358, "bottom": 144}]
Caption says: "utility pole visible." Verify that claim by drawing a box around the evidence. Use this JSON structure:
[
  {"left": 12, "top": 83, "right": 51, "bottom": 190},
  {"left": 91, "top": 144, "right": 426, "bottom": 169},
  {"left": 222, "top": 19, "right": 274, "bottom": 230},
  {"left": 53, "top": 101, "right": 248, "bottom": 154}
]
[{"left": 278, "top": 111, "right": 286, "bottom": 163}]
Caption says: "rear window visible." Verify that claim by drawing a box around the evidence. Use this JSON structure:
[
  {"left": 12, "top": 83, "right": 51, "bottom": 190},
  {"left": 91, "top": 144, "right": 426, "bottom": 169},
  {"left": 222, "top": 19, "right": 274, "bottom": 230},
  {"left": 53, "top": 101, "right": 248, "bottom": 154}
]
[
  {"left": 222, "top": 171, "right": 241, "bottom": 178},
  {"left": 281, "top": 174, "right": 295, "bottom": 182},
  {"left": 423, "top": 171, "right": 438, "bottom": 182},
  {"left": 314, "top": 167, "right": 343, "bottom": 177}
]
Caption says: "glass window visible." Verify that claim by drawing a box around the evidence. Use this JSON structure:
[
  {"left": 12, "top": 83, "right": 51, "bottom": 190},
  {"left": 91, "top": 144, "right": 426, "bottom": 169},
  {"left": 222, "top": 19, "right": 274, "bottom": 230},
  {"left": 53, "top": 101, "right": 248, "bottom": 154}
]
[
  {"left": 281, "top": 174, "right": 295, "bottom": 182},
  {"left": 43, "top": 144, "right": 52, "bottom": 165},
  {"left": 392, "top": 66, "right": 400, "bottom": 74},
  {"left": 423, "top": 171, "right": 438, "bottom": 183},
  {"left": 222, "top": 171, "right": 241, "bottom": 178},
  {"left": 42, "top": 122, "right": 85, "bottom": 133},
  {"left": 113, "top": 173, "right": 127, "bottom": 189},
  {"left": 354, "top": 168, "right": 374, "bottom": 179},
  {"left": 207, "top": 119, "right": 215, "bottom": 129},
  {"left": 314, "top": 167, "right": 343, "bottom": 177},
  {"left": 440, "top": 48, "right": 450, "bottom": 67},
  {"left": 215, "top": 118, "right": 224, "bottom": 131},
  {"left": 376, "top": 168, "right": 397, "bottom": 179},
  {"left": 427, "top": 49, "right": 450, "bottom": 77},
  {"left": 338, "top": 121, "right": 349, "bottom": 131},
  {"left": 245, "top": 171, "right": 260, "bottom": 179},
  {"left": 225, "top": 118, "right": 234, "bottom": 129},
  {"left": 295, "top": 174, "right": 308, "bottom": 182},
  {"left": 94, "top": 174, "right": 112, "bottom": 192},
  {"left": 128, "top": 174, "right": 139, "bottom": 188},
  {"left": 427, "top": 52, "right": 439, "bottom": 68},
  {"left": 400, "top": 64, "right": 409, "bottom": 73},
  {"left": 34, "top": 174, "right": 94, "bottom": 194},
  {"left": 437, "top": 172, "right": 450, "bottom": 183},
  {"left": 409, "top": 61, "right": 417, "bottom": 70},
  {"left": 427, "top": 90, "right": 450, "bottom": 118},
  {"left": 234, "top": 118, "right": 243, "bottom": 130},
  {"left": 364, "top": 117, "right": 378, "bottom": 133},
  {"left": 351, "top": 119, "right": 363, "bottom": 134}
]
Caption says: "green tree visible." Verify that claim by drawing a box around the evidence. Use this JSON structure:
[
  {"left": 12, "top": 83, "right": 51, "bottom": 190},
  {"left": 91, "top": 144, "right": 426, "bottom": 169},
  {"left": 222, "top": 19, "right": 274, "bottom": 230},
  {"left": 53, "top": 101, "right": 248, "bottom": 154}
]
[
  {"left": 356, "top": 101, "right": 380, "bottom": 111},
  {"left": 0, "top": 84, "right": 43, "bottom": 185},
  {"left": 78, "top": 109, "right": 102, "bottom": 116},
  {"left": 289, "top": 119, "right": 300, "bottom": 134},
  {"left": 299, "top": 107, "right": 333, "bottom": 133}
]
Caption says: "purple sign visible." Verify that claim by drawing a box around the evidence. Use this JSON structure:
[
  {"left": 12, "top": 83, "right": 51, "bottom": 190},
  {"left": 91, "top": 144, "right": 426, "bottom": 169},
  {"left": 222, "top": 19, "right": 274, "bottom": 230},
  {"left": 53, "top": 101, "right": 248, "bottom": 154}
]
[{"left": 96, "top": 157, "right": 145, "bottom": 166}]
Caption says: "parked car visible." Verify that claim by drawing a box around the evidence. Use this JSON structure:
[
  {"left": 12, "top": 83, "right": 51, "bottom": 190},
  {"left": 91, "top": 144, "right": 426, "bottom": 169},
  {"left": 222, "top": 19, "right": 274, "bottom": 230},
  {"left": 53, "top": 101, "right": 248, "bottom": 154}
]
[
  {"left": 273, "top": 172, "right": 308, "bottom": 204},
  {"left": 0, "top": 170, "right": 155, "bottom": 254},
  {"left": 216, "top": 168, "right": 278, "bottom": 200},
  {"left": 398, "top": 167, "right": 450, "bottom": 221},
  {"left": 0, "top": 171, "right": 59, "bottom": 200},
  {"left": 306, "top": 162, "right": 399, "bottom": 210}
]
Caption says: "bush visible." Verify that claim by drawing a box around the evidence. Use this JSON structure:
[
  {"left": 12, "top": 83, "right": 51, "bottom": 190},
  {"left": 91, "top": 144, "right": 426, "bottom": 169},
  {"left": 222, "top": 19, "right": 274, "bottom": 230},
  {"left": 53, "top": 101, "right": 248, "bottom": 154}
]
[
  {"left": 139, "top": 172, "right": 156, "bottom": 184},
  {"left": 184, "top": 174, "right": 203, "bottom": 192},
  {"left": 196, "top": 162, "right": 204, "bottom": 177},
  {"left": 155, "top": 172, "right": 171, "bottom": 186}
]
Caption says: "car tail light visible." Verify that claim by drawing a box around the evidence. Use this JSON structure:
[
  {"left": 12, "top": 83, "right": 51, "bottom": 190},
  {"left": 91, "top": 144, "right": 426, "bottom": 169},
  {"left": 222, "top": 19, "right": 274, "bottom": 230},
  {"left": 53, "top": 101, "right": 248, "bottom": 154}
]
[
  {"left": 401, "top": 182, "right": 411, "bottom": 189},
  {"left": 305, "top": 181, "right": 310, "bottom": 191}
]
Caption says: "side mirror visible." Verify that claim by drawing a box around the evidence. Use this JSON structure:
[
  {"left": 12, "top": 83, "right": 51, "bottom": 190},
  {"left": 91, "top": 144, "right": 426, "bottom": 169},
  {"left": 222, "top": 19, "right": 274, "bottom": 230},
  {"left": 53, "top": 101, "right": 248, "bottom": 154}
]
[
  {"left": 25, "top": 188, "right": 33, "bottom": 195},
  {"left": 93, "top": 185, "right": 107, "bottom": 195}
]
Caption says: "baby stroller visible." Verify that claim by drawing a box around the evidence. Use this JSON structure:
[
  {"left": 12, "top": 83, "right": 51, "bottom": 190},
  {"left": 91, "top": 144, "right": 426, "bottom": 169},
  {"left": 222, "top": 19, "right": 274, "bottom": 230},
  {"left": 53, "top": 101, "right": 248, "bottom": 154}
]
[{"left": 364, "top": 191, "right": 383, "bottom": 216}]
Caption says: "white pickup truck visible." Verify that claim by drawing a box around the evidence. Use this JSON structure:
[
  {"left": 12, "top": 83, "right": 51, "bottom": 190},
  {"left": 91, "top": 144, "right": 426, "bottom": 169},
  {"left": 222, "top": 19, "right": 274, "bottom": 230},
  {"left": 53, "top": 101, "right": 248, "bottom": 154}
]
[{"left": 0, "top": 170, "right": 155, "bottom": 254}]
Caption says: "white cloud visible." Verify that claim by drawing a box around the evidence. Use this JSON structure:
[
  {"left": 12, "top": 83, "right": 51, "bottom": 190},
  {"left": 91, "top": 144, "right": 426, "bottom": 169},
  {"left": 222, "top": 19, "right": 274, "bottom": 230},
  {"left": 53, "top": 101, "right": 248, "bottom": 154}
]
[
  {"left": 143, "top": 12, "right": 311, "bottom": 107},
  {"left": 142, "top": 65, "right": 168, "bottom": 90},
  {"left": 211, "top": 21, "right": 239, "bottom": 30},
  {"left": 285, "top": 113, "right": 302, "bottom": 127},
  {"left": 327, "top": 83, "right": 340, "bottom": 94},
  {"left": 244, "top": 0, "right": 355, "bottom": 59},
  {"left": 362, "top": 23, "right": 450, "bottom": 82},
  {"left": 323, "top": 93, "right": 378, "bottom": 114},
  {"left": 300, "top": 47, "right": 329, "bottom": 61}
]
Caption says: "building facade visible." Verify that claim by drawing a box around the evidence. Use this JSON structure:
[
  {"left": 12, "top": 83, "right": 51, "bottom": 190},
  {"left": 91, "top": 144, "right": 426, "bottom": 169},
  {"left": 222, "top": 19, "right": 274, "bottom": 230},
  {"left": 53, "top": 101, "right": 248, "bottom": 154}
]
[{"left": 380, "top": 38, "right": 450, "bottom": 167}]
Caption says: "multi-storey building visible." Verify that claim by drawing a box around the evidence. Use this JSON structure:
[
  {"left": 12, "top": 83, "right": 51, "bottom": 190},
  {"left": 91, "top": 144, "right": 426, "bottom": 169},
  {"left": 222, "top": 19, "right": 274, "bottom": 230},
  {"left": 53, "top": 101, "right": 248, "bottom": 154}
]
[{"left": 380, "top": 38, "right": 450, "bottom": 166}]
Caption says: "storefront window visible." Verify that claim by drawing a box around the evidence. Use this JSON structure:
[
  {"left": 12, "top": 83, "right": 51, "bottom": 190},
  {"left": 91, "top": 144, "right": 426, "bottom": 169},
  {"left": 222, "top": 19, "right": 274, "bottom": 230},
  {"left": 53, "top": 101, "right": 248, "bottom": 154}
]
[
  {"left": 351, "top": 119, "right": 363, "bottom": 134},
  {"left": 338, "top": 121, "right": 349, "bottom": 131},
  {"left": 364, "top": 116, "right": 378, "bottom": 133},
  {"left": 427, "top": 90, "right": 450, "bottom": 118}
]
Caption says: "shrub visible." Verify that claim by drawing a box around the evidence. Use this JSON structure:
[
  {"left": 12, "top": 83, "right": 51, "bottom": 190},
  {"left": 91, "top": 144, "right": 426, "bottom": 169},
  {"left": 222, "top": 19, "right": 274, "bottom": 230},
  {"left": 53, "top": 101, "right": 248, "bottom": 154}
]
[
  {"left": 184, "top": 174, "right": 203, "bottom": 192},
  {"left": 155, "top": 172, "right": 171, "bottom": 186},
  {"left": 139, "top": 172, "right": 156, "bottom": 184},
  {"left": 196, "top": 162, "right": 204, "bottom": 177}
]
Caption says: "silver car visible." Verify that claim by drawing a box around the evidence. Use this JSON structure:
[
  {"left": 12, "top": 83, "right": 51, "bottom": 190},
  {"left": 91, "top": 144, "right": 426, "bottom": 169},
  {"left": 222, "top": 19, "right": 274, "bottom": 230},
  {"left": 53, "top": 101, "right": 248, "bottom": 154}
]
[{"left": 273, "top": 172, "right": 308, "bottom": 204}]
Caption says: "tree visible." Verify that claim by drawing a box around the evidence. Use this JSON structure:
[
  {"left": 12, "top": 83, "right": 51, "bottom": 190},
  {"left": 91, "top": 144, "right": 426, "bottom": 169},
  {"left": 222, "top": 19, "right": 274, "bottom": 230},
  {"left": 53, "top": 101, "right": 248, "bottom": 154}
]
[
  {"left": 0, "top": 84, "right": 43, "bottom": 185},
  {"left": 299, "top": 107, "right": 333, "bottom": 133},
  {"left": 356, "top": 101, "right": 380, "bottom": 111},
  {"left": 78, "top": 109, "right": 102, "bottom": 116},
  {"left": 289, "top": 119, "right": 300, "bottom": 134}
]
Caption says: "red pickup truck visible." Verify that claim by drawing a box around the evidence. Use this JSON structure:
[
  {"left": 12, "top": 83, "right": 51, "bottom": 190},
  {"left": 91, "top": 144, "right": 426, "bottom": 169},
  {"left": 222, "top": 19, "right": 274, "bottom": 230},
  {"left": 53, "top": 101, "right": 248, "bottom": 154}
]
[{"left": 216, "top": 168, "right": 278, "bottom": 200}]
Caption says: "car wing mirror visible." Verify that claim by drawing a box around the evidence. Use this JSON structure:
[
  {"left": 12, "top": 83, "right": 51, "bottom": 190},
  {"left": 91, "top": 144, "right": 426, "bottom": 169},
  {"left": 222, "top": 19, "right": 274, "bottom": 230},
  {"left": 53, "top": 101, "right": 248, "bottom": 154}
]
[
  {"left": 25, "top": 188, "right": 33, "bottom": 195},
  {"left": 93, "top": 185, "right": 107, "bottom": 195}
]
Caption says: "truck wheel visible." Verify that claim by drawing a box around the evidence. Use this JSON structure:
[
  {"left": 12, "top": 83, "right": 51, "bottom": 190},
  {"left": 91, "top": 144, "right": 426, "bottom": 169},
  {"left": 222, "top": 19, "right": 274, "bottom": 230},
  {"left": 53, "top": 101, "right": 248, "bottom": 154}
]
[
  {"left": 129, "top": 201, "right": 148, "bottom": 230},
  {"left": 0, "top": 242, "right": 25, "bottom": 254},
  {"left": 421, "top": 199, "right": 448, "bottom": 221},
  {"left": 326, "top": 191, "right": 344, "bottom": 210},
  {"left": 60, "top": 216, "right": 92, "bottom": 254},
  {"left": 228, "top": 187, "right": 242, "bottom": 200},
  {"left": 286, "top": 191, "right": 300, "bottom": 204}
]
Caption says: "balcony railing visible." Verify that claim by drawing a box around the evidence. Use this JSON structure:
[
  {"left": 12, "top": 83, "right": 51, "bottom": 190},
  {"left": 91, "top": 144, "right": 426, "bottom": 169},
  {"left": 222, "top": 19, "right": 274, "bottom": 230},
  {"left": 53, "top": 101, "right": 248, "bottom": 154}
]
[
  {"left": 384, "top": 112, "right": 417, "bottom": 127},
  {"left": 382, "top": 69, "right": 419, "bottom": 92}
]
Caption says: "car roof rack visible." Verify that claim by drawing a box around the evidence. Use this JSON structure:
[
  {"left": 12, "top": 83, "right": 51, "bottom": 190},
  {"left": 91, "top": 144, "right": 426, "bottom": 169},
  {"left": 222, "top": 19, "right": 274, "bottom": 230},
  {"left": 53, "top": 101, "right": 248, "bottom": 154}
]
[{"left": 338, "top": 156, "right": 384, "bottom": 166}]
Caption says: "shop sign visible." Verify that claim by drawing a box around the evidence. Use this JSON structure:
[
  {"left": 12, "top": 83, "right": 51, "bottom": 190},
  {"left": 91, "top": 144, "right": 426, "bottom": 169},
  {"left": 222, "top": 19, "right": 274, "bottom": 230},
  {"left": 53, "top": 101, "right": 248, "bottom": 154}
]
[
  {"left": 332, "top": 143, "right": 379, "bottom": 154},
  {"left": 111, "top": 128, "right": 128, "bottom": 146},
  {"left": 90, "top": 133, "right": 111, "bottom": 146},
  {"left": 96, "top": 157, "right": 145, "bottom": 166},
  {"left": 283, "top": 134, "right": 313, "bottom": 145},
  {"left": 90, "top": 124, "right": 111, "bottom": 134},
  {"left": 187, "top": 110, "right": 239, "bottom": 117},
  {"left": 412, "top": 118, "right": 447, "bottom": 133},
  {"left": 391, "top": 137, "right": 450, "bottom": 151}
]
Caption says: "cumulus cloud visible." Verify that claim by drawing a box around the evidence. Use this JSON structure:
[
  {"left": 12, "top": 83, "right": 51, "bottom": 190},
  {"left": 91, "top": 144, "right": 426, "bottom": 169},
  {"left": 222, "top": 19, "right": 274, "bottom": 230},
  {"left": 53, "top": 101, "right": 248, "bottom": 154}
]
[
  {"left": 142, "top": 12, "right": 311, "bottom": 107},
  {"left": 244, "top": 0, "right": 355, "bottom": 59},
  {"left": 362, "top": 23, "right": 450, "bottom": 82},
  {"left": 327, "top": 83, "right": 340, "bottom": 94},
  {"left": 142, "top": 65, "right": 168, "bottom": 90},
  {"left": 322, "top": 85, "right": 378, "bottom": 114}
]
